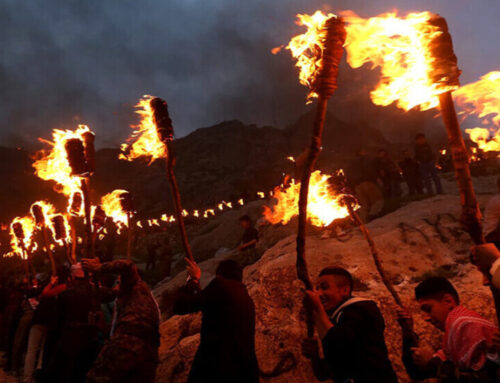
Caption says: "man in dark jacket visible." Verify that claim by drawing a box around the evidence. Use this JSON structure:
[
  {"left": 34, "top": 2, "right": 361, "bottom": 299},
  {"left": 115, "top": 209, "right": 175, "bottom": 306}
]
[
  {"left": 302, "top": 266, "right": 398, "bottom": 383},
  {"left": 83, "top": 258, "right": 160, "bottom": 383},
  {"left": 414, "top": 133, "right": 442, "bottom": 195},
  {"left": 399, "top": 150, "right": 423, "bottom": 196},
  {"left": 174, "top": 258, "right": 259, "bottom": 383}
]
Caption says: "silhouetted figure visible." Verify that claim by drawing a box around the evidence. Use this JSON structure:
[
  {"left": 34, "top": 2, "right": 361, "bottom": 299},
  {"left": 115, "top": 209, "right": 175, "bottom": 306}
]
[
  {"left": 398, "top": 150, "right": 423, "bottom": 196},
  {"left": 302, "top": 267, "right": 398, "bottom": 383},
  {"left": 174, "top": 259, "right": 259, "bottom": 383},
  {"left": 237, "top": 215, "right": 259, "bottom": 266},
  {"left": 414, "top": 134, "right": 442, "bottom": 195},
  {"left": 346, "top": 149, "right": 384, "bottom": 221},
  {"left": 83, "top": 258, "right": 160, "bottom": 383},
  {"left": 146, "top": 241, "right": 159, "bottom": 271},
  {"left": 376, "top": 149, "right": 402, "bottom": 199}
]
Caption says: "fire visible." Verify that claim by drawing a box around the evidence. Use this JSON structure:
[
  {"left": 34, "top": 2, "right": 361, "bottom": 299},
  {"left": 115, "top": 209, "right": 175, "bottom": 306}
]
[
  {"left": 101, "top": 190, "right": 130, "bottom": 229},
  {"left": 342, "top": 11, "right": 458, "bottom": 111},
  {"left": 263, "top": 170, "right": 351, "bottom": 227},
  {"left": 119, "top": 95, "right": 168, "bottom": 163},
  {"left": 10, "top": 216, "right": 36, "bottom": 258},
  {"left": 31, "top": 201, "right": 57, "bottom": 226},
  {"left": 465, "top": 127, "right": 500, "bottom": 153},
  {"left": 282, "top": 11, "right": 339, "bottom": 102},
  {"left": 455, "top": 71, "right": 500, "bottom": 126},
  {"left": 48, "top": 214, "right": 71, "bottom": 246},
  {"left": 33, "top": 125, "right": 91, "bottom": 196}
]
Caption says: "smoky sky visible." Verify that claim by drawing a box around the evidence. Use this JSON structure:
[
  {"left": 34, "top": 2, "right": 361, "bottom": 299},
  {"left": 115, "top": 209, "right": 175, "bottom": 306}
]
[{"left": 0, "top": 0, "right": 498, "bottom": 147}]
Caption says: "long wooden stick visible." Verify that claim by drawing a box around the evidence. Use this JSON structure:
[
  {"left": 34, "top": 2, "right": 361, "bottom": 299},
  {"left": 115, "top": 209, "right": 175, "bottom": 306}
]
[
  {"left": 439, "top": 91, "right": 485, "bottom": 245},
  {"left": 346, "top": 204, "right": 402, "bottom": 305},
  {"left": 165, "top": 141, "right": 194, "bottom": 262},
  {"left": 41, "top": 226, "right": 57, "bottom": 276},
  {"left": 127, "top": 212, "right": 133, "bottom": 260},
  {"left": 80, "top": 178, "right": 94, "bottom": 258}
]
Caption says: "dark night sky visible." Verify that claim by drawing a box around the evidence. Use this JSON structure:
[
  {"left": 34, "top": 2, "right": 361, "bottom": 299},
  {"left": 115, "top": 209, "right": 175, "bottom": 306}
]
[{"left": 0, "top": 0, "right": 498, "bottom": 147}]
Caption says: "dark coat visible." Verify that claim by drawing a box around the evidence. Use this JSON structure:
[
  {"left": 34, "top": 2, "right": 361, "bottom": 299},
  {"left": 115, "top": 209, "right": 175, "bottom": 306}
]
[
  {"left": 174, "top": 277, "right": 259, "bottom": 383},
  {"left": 322, "top": 299, "right": 398, "bottom": 383}
]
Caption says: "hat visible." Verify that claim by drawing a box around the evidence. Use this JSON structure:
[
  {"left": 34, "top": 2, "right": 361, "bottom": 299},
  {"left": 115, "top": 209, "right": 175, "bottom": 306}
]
[{"left": 70, "top": 263, "right": 85, "bottom": 279}]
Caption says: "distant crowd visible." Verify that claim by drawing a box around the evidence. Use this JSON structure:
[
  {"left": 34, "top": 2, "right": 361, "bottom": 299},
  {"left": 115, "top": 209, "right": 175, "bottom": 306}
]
[{"left": 346, "top": 133, "right": 443, "bottom": 221}]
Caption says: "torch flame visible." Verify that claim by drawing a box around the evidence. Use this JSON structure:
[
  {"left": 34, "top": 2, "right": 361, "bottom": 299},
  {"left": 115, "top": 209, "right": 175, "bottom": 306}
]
[
  {"left": 284, "top": 11, "right": 339, "bottom": 102},
  {"left": 119, "top": 95, "right": 168, "bottom": 163},
  {"left": 342, "top": 10, "right": 458, "bottom": 111},
  {"left": 263, "top": 170, "right": 352, "bottom": 227},
  {"left": 101, "top": 190, "right": 130, "bottom": 229},
  {"left": 33, "top": 125, "right": 91, "bottom": 196},
  {"left": 10, "top": 216, "right": 36, "bottom": 258}
]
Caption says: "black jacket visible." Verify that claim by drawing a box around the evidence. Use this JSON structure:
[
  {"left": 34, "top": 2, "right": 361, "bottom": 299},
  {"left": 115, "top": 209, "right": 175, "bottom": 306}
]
[
  {"left": 322, "top": 298, "right": 398, "bottom": 383},
  {"left": 174, "top": 277, "right": 259, "bottom": 383}
]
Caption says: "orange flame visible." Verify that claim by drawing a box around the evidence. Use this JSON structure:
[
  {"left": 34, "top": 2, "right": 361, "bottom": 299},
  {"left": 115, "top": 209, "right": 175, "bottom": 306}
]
[
  {"left": 33, "top": 125, "right": 91, "bottom": 196},
  {"left": 101, "top": 190, "right": 130, "bottom": 229},
  {"left": 342, "top": 11, "right": 458, "bottom": 111},
  {"left": 465, "top": 127, "right": 500, "bottom": 153},
  {"left": 263, "top": 170, "right": 352, "bottom": 227},
  {"left": 284, "top": 11, "right": 339, "bottom": 102},
  {"left": 30, "top": 201, "right": 57, "bottom": 227},
  {"left": 119, "top": 95, "right": 168, "bottom": 163},
  {"left": 455, "top": 71, "right": 500, "bottom": 126},
  {"left": 10, "top": 216, "right": 36, "bottom": 258}
]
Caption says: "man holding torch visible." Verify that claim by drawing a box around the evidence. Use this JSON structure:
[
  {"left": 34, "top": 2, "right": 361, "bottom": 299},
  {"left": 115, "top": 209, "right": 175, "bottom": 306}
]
[{"left": 302, "top": 266, "right": 398, "bottom": 383}]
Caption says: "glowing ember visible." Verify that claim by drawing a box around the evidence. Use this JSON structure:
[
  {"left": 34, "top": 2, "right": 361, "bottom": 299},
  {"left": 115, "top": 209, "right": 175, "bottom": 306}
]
[
  {"left": 119, "top": 95, "right": 168, "bottom": 163},
  {"left": 263, "top": 170, "right": 352, "bottom": 227},
  {"left": 342, "top": 11, "right": 458, "bottom": 111},
  {"left": 10, "top": 216, "right": 36, "bottom": 258},
  {"left": 280, "top": 11, "right": 339, "bottom": 102},
  {"left": 101, "top": 190, "right": 130, "bottom": 229},
  {"left": 33, "top": 125, "right": 92, "bottom": 196}
]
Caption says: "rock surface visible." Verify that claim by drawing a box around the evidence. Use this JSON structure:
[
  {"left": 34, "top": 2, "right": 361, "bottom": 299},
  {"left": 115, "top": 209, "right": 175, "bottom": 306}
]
[{"left": 154, "top": 194, "right": 498, "bottom": 383}]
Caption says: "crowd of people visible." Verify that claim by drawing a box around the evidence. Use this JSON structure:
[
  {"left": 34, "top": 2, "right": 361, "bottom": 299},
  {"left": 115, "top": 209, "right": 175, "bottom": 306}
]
[
  {"left": 1, "top": 210, "right": 499, "bottom": 382},
  {"left": 346, "top": 133, "right": 443, "bottom": 221}
]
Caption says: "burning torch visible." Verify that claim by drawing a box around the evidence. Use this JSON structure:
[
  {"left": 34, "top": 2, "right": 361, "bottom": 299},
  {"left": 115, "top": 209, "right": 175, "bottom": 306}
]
[
  {"left": 31, "top": 203, "right": 57, "bottom": 276},
  {"left": 68, "top": 191, "right": 83, "bottom": 262},
  {"left": 12, "top": 220, "right": 33, "bottom": 276},
  {"left": 428, "top": 16, "right": 484, "bottom": 244},
  {"left": 118, "top": 191, "right": 135, "bottom": 260},
  {"left": 150, "top": 97, "right": 195, "bottom": 262},
  {"left": 51, "top": 214, "right": 72, "bottom": 264},
  {"left": 64, "top": 132, "right": 96, "bottom": 257}
]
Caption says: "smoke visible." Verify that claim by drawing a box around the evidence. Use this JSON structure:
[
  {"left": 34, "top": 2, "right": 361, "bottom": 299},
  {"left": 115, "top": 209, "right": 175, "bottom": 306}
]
[{"left": 0, "top": 0, "right": 498, "bottom": 147}]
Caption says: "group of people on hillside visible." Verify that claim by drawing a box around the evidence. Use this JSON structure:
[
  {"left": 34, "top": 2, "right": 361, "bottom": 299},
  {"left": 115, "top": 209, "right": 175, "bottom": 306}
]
[
  {"left": 1, "top": 213, "right": 500, "bottom": 382},
  {"left": 347, "top": 133, "right": 443, "bottom": 221}
]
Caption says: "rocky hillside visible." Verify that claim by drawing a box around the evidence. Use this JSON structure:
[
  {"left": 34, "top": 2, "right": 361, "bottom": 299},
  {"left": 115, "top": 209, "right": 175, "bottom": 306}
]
[
  {"left": 153, "top": 193, "right": 498, "bottom": 383},
  {"left": 0, "top": 108, "right": 392, "bottom": 224}
]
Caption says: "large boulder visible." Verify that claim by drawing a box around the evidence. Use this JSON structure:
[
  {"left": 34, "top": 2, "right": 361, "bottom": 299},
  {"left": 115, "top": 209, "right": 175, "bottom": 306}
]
[{"left": 155, "top": 195, "right": 497, "bottom": 383}]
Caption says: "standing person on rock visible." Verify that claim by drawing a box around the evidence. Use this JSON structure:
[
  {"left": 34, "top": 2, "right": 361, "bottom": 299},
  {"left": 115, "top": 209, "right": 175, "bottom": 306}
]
[
  {"left": 414, "top": 133, "right": 443, "bottom": 195},
  {"left": 396, "top": 277, "right": 499, "bottom": 382},
  {"left": 82, "top": 258, "right": 160, "bottom": 383},
  {"left": 236, "top": 215, "right": 260, "bottom": 266},
  {"left": 301, "top": 266, "right": 398, "bottom": 383},
  {"left": 173, "top": 258, "right": 259, "bottom": 383}
]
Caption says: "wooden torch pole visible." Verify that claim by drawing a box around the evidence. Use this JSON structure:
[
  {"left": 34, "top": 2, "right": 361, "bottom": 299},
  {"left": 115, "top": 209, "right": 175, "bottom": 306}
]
[
  {"left": 429, "top": 15, "right": 485, "bottom": 244},
  {"left": 296, "top": 17, "right": 346, "bottom": 337},
  {"left": 150, "top": 97, "right": 195, "bottom": 262}
]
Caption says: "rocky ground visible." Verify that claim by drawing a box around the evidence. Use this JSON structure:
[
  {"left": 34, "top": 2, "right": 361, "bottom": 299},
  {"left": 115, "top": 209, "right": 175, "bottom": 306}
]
[{"left": 154, "top": 181, "right": 499, "bottom": 382}]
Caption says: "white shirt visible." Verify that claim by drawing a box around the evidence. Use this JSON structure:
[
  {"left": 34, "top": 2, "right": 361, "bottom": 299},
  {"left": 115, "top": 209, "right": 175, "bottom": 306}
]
[{"left": 483, "top": 195, "right": 500, "bottom": 235}]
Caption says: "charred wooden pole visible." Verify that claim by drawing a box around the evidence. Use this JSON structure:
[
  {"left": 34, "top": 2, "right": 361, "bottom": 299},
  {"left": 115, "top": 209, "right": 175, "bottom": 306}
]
[
  {"left": 119, "top": 191, "right": 134, "bottom": 260},
  {"left": 91, "top": 206, "right": 106, "bottom": 260},
  {"left": 69, "top": 192, "right": 83, "bottom": 262},
  {"left": 12, "top": 222, "right": 30, "bottom": 276},
  {"left": 52, "top": 215, "right": 72, "bottom": 264},
  {"left": 31, "top": 204, "right": 57, "bottom": 276},
  {"left": 296, "top": 17, "right": 346, "bottom": 337},
  {"left": 429, "top": 15, "right": 484, "bottom": 244},
  {"left": 65, "top": 133, "right": 96, "bottom": 258},
  {"left": 345, "top": 202, "right": 402, "bottom": 305},
  {"left": 150, "top": 97, "right": 194, "bottom": 262}
]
